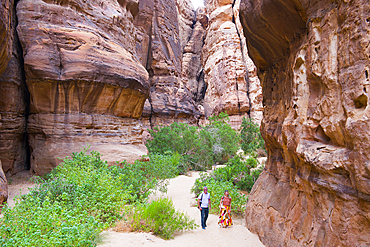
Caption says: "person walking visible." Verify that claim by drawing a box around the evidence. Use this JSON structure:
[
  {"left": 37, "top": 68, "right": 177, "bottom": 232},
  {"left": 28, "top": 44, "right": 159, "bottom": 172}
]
[
  {"left": 218, "top": 190, "right": 233, "bottom": 228},
  {"left": 198, "top": 186, "right": 211, "bottom": 230}
]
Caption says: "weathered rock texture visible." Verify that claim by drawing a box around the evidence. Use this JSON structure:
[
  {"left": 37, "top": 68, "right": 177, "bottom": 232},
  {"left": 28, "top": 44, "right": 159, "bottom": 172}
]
[
  {"left": 0, "top": 113, "right": 8, "bottom": 208},
  {"left": 0, "top": 0, "right": 28, "bottom": 175},
  {"left": 16, "top": 0, "right": 149, "bottom": 174},
  {"left": 202, "top": 0, "right": 263, "bottom": 127},
  {"left": 0, "top": 0, "right": 264, "bottom": 175},
  {"left": 0, "top": 0, "right": 10, "bottom": 208},
  {"left": 241, "top": 0, "right": 370, "bottom": 246},
  {"left": 181, "top": 6, "right": 208, "bottom": 108},
  {"left": 0, "top": 0, "right": 12, "bottom": 75},
  {"left": 135, "top": 0, "right": 200, "bottom": 128}
]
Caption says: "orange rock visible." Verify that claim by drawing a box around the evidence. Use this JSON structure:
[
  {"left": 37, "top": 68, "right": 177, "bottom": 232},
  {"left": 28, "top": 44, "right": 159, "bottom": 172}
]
[
  {"left": 16, "top": 0, "right": 149, "bottom": 175},
  {"left": 241, "top": 0, "right": 370, "bottom": 246}
]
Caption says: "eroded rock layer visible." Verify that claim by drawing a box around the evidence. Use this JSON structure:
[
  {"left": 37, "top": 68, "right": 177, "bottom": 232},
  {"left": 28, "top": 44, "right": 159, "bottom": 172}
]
[
  {"left": 0, "top": 0, "right": 11, "bottom": 75},
  {"left": 202, "top": 0, "right": 263, "bottom": 126},
  {"left": 241, "top": 0, "right": 370, "bottom": 246},
  {"left": 135, "top": 0, "right": 200, "bottom": 128},
  {"left": 0, "top": 0, "right": 264, "bottom": 175},
  {"left": 0, "top": 0, "right": 28, "bottom": 175},
  {"left": 16, "top": 0, "right": 149, "bottom": 174}
]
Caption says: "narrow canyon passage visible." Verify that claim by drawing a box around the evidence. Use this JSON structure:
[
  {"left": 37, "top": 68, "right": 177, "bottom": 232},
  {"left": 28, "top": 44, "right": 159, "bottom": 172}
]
[{"left": 99, "top": 172, "right": 264, "bottom": 247}]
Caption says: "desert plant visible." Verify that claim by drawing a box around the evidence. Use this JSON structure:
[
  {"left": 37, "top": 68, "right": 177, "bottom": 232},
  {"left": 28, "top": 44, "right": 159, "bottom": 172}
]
[
  {"left": 191, "top": 174, "right": 247, "bottom": 215},
  {"left": 124, "top": 198, "right": 197, "bottom": 240},
  {"left": 240, "top": 117, "right": 265, "bottom": 155},
  {"left": 146, "top": 113, "right": 239, "bottom": 170},
  {"left": 0, "top": 148, "right": 182, "bottom": 246}
]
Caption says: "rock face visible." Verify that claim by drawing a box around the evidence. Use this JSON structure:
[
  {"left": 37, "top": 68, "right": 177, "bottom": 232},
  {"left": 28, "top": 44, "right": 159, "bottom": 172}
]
[
  {"left": 0, "top": 114, "right": 8, "bottom": 208},
  {"left": 202, "top": 0, "right": 263, "bottom": 127},
  {"left": 181, "top": 6, "right": 208, "bottom": 115},
  {"left": 0, "top": 0, "right": 28, "bottom": 175},
  {"left": 0, "top": 0, "right": 264, "bottom": 175},
  {"left": 0, "top": 0, "right": 12, "bottom": 75},
  {"left": 16, "top": 0, "right": 149, "bottom": 174},
  {"left": 0, "top": 0, "right": 10, "bottom": 209},
  {"left": 241, "top": 0, "right": 370, "bottom": 246},
  {"left": 135, "top": 0, "right": 200, "bottom": 128}
]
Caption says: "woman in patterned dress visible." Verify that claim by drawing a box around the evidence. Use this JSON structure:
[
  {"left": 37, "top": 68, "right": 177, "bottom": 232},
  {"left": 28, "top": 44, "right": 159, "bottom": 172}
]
[{"left": 218, "top": 190, "right": 233, "bottom": 228}]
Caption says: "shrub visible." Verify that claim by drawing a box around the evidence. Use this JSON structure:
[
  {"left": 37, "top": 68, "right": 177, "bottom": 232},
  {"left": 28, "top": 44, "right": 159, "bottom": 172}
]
[
  {"left": 205, "top": 112, "right": 240, "bottom": 164},
  {"left": 240, "top": 117, "right": 265, "bottom": 155},
  {"left": 124, "top": 198, "right": 197, "bottom": 240},
  {"left": 191, "top": 174, "right": 247, "bottom": 215},
  {"left": 192, "top": 156, "right": 263, "bottom": 193},
  {"left": 0, "top": 149, "right": 181, "bottom": 246},
  {"left": 146, "top": 113, "right": 239, "bottom": 170}
]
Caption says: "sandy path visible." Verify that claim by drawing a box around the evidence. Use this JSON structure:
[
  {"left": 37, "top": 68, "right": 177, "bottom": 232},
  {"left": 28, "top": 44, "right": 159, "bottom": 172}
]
[
  {"left": 99, "top": 172, "right": 264, "bottom": 247},
  {"left": 6, "top": 171, "right": 36, "bottom": 208}
]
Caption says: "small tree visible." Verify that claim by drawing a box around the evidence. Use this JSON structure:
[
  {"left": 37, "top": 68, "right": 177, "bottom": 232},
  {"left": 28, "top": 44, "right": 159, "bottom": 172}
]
[
  {"left": 240, "top": 117, "right": 265, "bottom": 154},
  {"left": 204, "top": 112, "right": 240, "bottom": 164}
]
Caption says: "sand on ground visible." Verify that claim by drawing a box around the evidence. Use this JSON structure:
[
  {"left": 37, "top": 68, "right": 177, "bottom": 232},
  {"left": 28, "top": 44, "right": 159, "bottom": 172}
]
[
  {"left": 99, "top": 172, "right": 264, "bottom": 247},
  {"left": 6, "top": 170, "right": 36, "bottom": 208}
]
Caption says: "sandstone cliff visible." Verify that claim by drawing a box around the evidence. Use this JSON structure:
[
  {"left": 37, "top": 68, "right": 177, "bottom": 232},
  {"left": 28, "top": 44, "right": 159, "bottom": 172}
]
[
  {"left": 240, "top": 0, "right": 370, "bottom": 246},
  {"left": 135, "top": 0, "right": 200, "bottom": 130},
  {"left": 0, "top": 0, "right": 263, "bottom": 176},
  {"left": 0, "top": 0, "right": 12, "bottom": 75},
  {"left": 203, "top": 0, "right": 263, "bottom": 128},
  {"left": 16, "top": 0, "right": 150, "bottom": 174},
  {"left": 0, "top": 0, "right": 28, "bottom": 175}
]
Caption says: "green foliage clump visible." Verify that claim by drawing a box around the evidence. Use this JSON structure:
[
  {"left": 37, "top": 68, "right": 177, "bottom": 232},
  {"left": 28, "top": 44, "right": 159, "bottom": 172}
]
[
  {"left": 191, "top": 174, "right": 247, "bottom": 215},
  {"left": 213, "top": 155, "right": 262, "bottom": 192},
  {"left": 191, "top": 155, "right": 264, "bottom": 214},
  {"left": 0, "top": 149, "right": 182, "bottom": 246},
  {"left": 125, "top": 198, "right": 197, "bottom": 240},
  {"left": 240, "top": 117, "right": 265, "bottom": 155},
  {"left": 146, "top": 112, "right": 239, "bottom": 170},
  {"left": 205, "top": 112, "right": 240, "bottom": 163}
]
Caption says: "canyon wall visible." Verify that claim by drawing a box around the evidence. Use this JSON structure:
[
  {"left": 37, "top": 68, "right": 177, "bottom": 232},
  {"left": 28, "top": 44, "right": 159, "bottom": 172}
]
[
  {"left": 240, "top": 0, "right": 370, "bottom": 246},
  {"left": 16, "top": 0, "right": 150, "bottom": 174},
  {"left": 0, "top": 0, "right": 28, "bottom": 175},
  {"left": 0, "top": 0, "right": 263, "bottom": 175},
  {"left": 135, "top": 0, "right": 200, "bottom": 130},
  {"left": 203, "top": 0, "right": 262, "bottom": 128}
]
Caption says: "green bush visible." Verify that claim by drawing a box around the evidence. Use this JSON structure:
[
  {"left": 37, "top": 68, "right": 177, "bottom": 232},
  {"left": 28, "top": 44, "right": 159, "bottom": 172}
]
[
  {"left": 146, "top": 113, "right": 239, "bottom": 170},
  {"left": 205, "top": 112, "right": 240, "bottom": 163},
  {"left": 192, "top": 156, "right": 263, "bottom": 194},
  {"left": 0, "top": 149, "right": 181, "bottom": 246},
  {"left": 191, "top": 174, "right": 247, "bottom": 215},
  {"left": 240, "top": 117, "right": 265, "bottom": 155},
  {"left": 125, "top": 198, "right": 197, "bottom": 240}
]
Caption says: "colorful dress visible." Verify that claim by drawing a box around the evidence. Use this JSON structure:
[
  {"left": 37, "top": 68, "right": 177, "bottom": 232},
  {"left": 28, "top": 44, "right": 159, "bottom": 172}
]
[{"left": 218, "top": 204, "right": 233, "bottom": 227}]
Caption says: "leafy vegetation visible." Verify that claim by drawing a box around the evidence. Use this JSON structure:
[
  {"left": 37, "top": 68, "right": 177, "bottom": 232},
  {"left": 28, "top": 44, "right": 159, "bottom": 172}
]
[
  {"left": 124, "top": 198, "right": 197, "bottom": 240},
  {"left": 240, "top": 117, "right": 265, "bottom": 155},
  {"left": 191, "top": 155, "right": 264, "bottom": 214},
  {"left": 192, "top": 175, "right": 248, "bottom": 215},
  {"left": 0, "top": 113, "right": 267, "bottom": 246},
  {"left": 0, "top": 149, "right": 185, "bottom": 246},
  {"left": 146, "top": 112, "right": 239, "bottom": 170}
]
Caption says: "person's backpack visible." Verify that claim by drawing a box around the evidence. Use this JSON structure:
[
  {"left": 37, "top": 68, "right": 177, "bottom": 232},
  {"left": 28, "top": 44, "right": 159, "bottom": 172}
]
[{"left": 199, "top": 193, "right": 203, "bottom": 205}]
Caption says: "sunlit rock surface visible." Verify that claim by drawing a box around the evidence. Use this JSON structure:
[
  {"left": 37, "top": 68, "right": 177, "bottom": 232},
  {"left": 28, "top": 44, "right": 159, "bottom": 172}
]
[
  {"left": 135, "top": 0, "right": 200, "bottom": 129},
  {"left": 241, "top": 0, "right": 370, "bottom": 246},
  {"left": 202, "top": 0, "right": 263, "bottom": 127},
  {"left": 16, "top": 0, "right": 149, "bottom": 174},
  {"left": 0, "top": 0, "right": 264, "bottom": 175}
]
